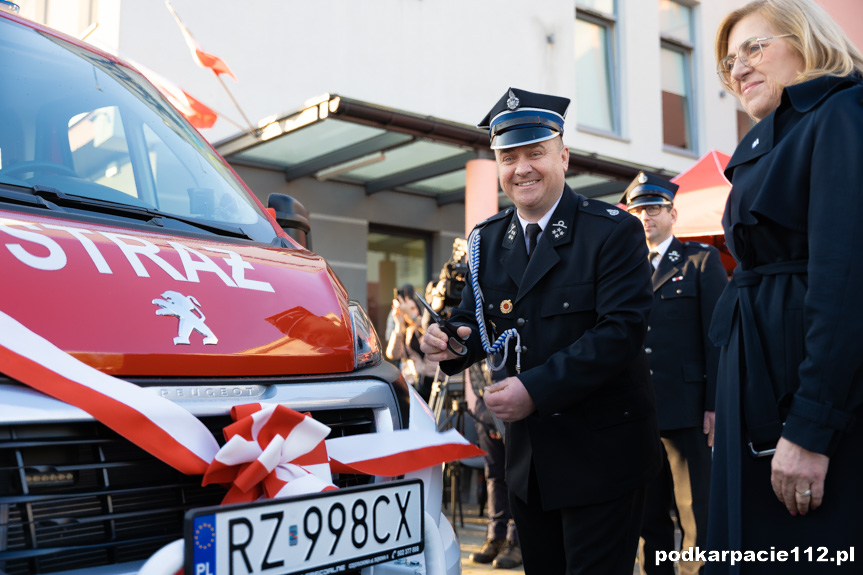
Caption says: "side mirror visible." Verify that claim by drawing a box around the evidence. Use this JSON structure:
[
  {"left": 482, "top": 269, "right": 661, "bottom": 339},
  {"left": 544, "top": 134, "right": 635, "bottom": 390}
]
[{"left": 267, "top": 193, "right": 311, "bottom": 249}]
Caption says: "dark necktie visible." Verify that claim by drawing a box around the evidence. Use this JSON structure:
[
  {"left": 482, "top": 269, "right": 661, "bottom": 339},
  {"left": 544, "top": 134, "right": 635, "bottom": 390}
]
[
  {"left": 648, "top": 250, "right": 660, "bottom": 269},
  {"left": 526, "top": 223, "right": 541, "bottom": 259}
]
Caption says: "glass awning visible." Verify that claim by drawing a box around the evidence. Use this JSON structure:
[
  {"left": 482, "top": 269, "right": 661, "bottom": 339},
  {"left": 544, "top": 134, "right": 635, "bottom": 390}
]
[{"left": 215, "top": 94, "right": 673, "bottom": 206}]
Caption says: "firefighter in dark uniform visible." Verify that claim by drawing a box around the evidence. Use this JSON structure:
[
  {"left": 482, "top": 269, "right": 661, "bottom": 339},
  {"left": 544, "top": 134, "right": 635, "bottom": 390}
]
[
  {"left": 421, "top": 87, "right": 662, "bottom": 575},
  {"left": 622, "top": 173, "right": 728, "bottom": 575}
]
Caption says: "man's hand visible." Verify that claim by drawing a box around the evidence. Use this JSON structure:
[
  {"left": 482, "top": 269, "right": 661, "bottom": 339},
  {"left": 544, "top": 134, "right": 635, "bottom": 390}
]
[
  {"left": 771, "top": 437, "right": 829, "bottom": 516},
  {"left": 703, "top": 410, "right": 715, "bottom": 447},
  {"left": 483, "top": 376, "right": 535, "bottom": 422},
  {"left": 420, "top": 323, "right": 471, "bottom": 362}
]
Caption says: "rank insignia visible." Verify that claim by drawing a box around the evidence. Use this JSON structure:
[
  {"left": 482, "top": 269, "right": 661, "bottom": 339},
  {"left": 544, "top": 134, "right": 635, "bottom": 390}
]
[
  {"left": 506, "top": 222, "right": 517, "bottom": 242},
  {"left": 552, "top": 227, "right": 565, "bottom": 239},
  {"left": 668, "top": 250, "right": 681, "bottom": 262},
  {"left": 500, "top": 300, "right": 513, "bottom": 314},
  {"left": 607, "top": 209, "right": 619, "bottom": 216}
]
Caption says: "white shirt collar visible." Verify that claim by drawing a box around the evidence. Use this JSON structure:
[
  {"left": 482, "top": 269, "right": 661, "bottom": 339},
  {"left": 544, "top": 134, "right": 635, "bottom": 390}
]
[
  {"left": 516, "top": 192, "right": 563, "bottom": 250},
  {"left": 651, "top": 235, "right": 674, "bottom": 260}
]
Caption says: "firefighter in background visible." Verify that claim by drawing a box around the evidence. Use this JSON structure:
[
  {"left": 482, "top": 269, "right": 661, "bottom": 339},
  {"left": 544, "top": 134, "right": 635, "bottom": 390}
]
[{"left": 622, "top": 172, "right": 727, "bottom": 575}]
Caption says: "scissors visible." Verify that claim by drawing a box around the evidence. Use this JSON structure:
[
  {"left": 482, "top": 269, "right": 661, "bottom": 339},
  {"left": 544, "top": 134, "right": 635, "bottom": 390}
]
[{"left": 413, "top": 293, "right": 468, "bottom": 357}]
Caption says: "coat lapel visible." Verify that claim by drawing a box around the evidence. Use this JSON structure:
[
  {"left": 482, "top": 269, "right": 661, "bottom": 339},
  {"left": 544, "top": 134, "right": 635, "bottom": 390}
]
[
  {"left": 515, "top": 186, "right": 577, "bottom": 302},
  {"left": 500, "top": 213, "right": 530, "bottom": 286},
  {"left": 652, "top": 237, "right": 683, "bottom": 291}
]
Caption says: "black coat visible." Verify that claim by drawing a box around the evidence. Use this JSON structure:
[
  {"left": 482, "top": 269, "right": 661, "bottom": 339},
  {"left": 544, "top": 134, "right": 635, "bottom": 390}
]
[
  {"left": 441, "top": 185, "right": 662, "bottom": 510},
  {"left": 706, "top": 74, "right": 863, "bottom": 570},
  {"left": 647, "top": 237, "right": 727, "bottom": 430}
]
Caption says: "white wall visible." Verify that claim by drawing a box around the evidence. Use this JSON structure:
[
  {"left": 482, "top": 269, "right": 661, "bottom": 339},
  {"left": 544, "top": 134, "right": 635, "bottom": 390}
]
[{"left": 37, "top": 0, "right": 747, "bottom": 174}]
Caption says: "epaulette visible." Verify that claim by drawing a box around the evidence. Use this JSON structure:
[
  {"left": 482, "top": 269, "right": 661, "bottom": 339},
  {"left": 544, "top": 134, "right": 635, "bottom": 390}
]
[
  {"left": 473, "top": 206, "right": 515, "bottom": 230},
  {"left": 577, "top": 196, "right": 627, "bottom": 221},
  {"left": 684, "top": 241, "right": 713, "bottom": 250}
]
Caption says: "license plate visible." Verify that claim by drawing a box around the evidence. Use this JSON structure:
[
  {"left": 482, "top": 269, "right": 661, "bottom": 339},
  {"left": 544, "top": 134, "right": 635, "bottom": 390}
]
[{"left": 184, "top": 479, "right": 424, "bottom": 575}]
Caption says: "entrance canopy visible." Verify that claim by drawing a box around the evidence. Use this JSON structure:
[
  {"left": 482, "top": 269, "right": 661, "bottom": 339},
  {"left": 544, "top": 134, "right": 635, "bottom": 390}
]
[{"left": 215, "top": 94, "right": 675, "bottom": 205}]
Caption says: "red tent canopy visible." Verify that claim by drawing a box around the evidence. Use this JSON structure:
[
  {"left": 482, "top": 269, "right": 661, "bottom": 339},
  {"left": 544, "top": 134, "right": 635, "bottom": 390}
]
[{"left": 670, "top": 149, "right": 736, "bottom": 272}]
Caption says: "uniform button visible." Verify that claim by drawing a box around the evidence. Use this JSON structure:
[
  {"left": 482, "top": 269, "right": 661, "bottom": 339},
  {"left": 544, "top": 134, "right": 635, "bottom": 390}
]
[
  {"left": 624, "top": 411, "right": 631, "bottom": 418},
  {"left": 488, "top": 303, "right": 494, "bottom": 311},
  {"left": 562, "top": 302, "right": 570, "bottom": 309},
  {"left": 582, "top": 200, "right": 589, "bottom": 207},
  {"left": 645, "top": 347, "right": 653, "bottom": 354},
  {"left": 650, "top": 369, "right": 654, "bottom": 376},
  {"left": 521, "top": 346, "right": 528, "bottom": 353},
  {"left": 551, "top": 412, "right": 561, "bottom": 417},
  {"left": 676, "top": 289, "right": 683, "bottom": 294},
  {"left": 647, "top": 325, "right": 651, "bottom": 332},
  {"left": 516, "top": 318, "right": 526, "bottom": 327}
]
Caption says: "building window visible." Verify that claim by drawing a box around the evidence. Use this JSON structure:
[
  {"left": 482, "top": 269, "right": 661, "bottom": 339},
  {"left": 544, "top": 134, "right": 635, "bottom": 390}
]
[
  {"left": 26, "top": 0, "right": 99, "bottom": 37},
  {"left": 367, "top": 228, "right": 430, "bottom": 342},
  {"left": 575, "top": 1, "right": 618, "bottom": 134},
  {"left": 659, "top": 0, "right": 695, "bottom": 151}
]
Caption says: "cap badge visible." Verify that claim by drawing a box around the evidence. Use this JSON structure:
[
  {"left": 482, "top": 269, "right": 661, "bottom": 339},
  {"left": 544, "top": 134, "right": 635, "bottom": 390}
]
[
  {"left": 506, "top": 90, "right": 520, "bottom": 110},
  {"left": 668, "top": 250, "right": 681, "bottom": 262},
  {"left": 500, "top": 299, "right": 513, "bottom": 314},
  {"left": 607, "top": 208, "right": 619, "bottom": 216},
  {"left": 638, "top": 172, "right": 648, "bottom": 184}
]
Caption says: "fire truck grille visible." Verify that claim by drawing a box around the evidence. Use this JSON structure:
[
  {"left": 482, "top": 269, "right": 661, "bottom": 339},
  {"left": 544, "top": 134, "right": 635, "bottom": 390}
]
[{"left": 0, "top": 410, "right": 376, "bottom": 574}]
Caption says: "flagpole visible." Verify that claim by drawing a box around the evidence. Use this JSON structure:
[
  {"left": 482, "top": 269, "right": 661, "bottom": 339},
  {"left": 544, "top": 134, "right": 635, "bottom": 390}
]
[{"left": 215, "top": 74, "right": 256, "bottom": 136}]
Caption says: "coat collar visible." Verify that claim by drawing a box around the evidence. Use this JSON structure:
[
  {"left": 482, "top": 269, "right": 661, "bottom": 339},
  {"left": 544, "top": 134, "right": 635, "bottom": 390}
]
[
  {"left": 652, "top": 236, "right": 684, "bottom": 291},
  {"left": 785, "top": 73, "right": 862, "bottom": 113},
  {"left": 499, "top": 184, "right": 578, "bottom": 302},
  {"left": 726, "top": 74, "right": 862, "bottom": 176}
]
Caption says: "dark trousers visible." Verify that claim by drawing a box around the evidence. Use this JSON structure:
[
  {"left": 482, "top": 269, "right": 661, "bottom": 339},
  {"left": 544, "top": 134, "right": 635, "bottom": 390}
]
[
  {"left": 473, "top": 399, "right": 517, "bottom": 542},
  {"left": 510, "top": 464, "right": 645, "bottom": 574},
  {"left": 640, "top": 427, "right": 712, "bottom": 575}
]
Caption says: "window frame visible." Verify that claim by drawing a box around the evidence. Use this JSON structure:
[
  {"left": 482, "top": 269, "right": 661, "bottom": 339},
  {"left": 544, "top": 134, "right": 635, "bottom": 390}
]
[
  {"left": 659, "top": 0, "right": 698, "bottom": 154},
  {"left": 575, "top": 3, "right": 621, "bottom": 137}
]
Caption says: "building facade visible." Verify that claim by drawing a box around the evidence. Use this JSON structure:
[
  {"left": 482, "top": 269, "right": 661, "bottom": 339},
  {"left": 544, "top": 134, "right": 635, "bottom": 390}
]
[{"left": 13, "top": 0, "right": 861, "bottom": 336}]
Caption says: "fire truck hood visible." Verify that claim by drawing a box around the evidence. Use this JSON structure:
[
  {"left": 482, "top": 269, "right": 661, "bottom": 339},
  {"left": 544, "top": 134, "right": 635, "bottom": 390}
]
[{"left": 0, "top": 210, "right": 356, "bottom": 377}]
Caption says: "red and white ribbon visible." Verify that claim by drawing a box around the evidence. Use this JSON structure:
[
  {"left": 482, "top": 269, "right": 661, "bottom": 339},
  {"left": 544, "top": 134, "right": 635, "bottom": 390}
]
[
  {"left": 0, "top": 311, "right": 219, "bottom": 475},
  {"left": 0, "top": 309, "right": 484, "bottom": 575}
]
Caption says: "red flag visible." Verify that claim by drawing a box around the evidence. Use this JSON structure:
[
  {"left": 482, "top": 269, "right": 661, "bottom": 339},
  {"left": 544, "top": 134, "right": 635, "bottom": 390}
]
[
  {"left": 165, "top": 0, "right": 238, "bottom": 82},
  {"left": 133, "top": 61, "right": 218, "bottom": 130}
]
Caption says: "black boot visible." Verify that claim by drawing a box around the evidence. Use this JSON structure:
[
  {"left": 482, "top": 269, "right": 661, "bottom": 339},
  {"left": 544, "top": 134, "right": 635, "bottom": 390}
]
[
  {"left": 492, "top": 540, "right": 523, "bottom": 569},
  {"left": 470, "top": 537, "right": 505, "bottom": 564}
]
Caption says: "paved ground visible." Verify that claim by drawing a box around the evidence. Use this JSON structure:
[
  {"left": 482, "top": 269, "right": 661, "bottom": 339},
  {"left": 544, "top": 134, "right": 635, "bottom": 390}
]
[
  {"left": 444, "top": 501, "right": 524, "bottom": 575},
  {"left": 444, "top": 501, "right": 650, "bottom": 574}
]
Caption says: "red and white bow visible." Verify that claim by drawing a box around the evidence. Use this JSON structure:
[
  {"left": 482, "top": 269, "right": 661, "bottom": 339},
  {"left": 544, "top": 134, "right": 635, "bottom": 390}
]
[{"left": 203, "top": 403, "right": 336, "bottom": 504}]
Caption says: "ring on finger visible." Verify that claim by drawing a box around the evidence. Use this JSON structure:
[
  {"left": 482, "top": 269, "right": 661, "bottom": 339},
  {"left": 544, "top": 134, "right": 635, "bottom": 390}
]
[{"left": 796, "top": 489, "right": 812, "bottom": 498}]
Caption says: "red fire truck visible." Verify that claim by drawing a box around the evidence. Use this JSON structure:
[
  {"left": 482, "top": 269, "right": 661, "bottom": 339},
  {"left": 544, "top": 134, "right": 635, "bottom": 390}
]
[{"left": 0, "top": 8, "right": 460, "bottom": 575}]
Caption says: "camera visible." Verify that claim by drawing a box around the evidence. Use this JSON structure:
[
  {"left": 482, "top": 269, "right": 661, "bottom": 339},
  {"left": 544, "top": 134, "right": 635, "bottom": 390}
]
[{"left": 428, "top": 238, "right": 469, "bottom": 315}]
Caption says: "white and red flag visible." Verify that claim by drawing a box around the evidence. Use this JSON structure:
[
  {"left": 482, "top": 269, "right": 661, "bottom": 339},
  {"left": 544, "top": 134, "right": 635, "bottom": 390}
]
[{"left": 165, "top": 0, "right": 237, "bottom": 82}]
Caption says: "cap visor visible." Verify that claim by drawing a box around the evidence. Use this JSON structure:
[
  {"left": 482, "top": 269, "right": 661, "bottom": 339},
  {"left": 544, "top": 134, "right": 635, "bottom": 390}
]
[
  {"left": 491, "top": 127, "right": 559, "bottom": 150},
  {"left": 627, "top": 196, "right": 672, "bottom": 208}
]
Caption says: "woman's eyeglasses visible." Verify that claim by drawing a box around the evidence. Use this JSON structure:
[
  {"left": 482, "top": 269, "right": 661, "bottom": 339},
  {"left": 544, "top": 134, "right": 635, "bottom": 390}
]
[
  {"left": 627, "top": 205, "right": 666, "bottom": 217},
  {"left": 717, "top": 34, "right": 793, "bottom": 86}
]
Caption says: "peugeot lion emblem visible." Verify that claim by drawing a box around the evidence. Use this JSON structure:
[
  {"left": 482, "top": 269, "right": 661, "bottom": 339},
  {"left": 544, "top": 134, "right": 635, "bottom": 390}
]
[{"left": 152, "top": 291, "right": 218, "bottom": 345}]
